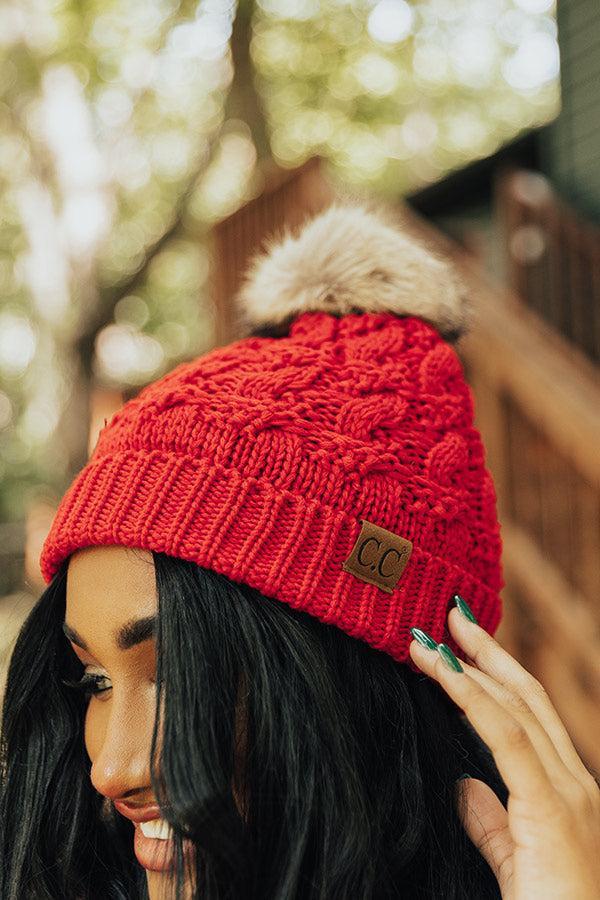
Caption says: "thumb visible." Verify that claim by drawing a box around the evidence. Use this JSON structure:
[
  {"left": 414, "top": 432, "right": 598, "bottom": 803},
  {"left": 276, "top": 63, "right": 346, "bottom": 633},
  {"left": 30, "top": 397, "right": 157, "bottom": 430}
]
[{"left": 455, "top": 777, "right": 514, "bottom": 896}]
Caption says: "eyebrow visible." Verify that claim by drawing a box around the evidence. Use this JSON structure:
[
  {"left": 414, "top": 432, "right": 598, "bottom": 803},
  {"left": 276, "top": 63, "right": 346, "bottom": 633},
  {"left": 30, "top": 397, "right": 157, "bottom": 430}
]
[{"left": 62, "top": 615, "right": 157, "bottom": 652}]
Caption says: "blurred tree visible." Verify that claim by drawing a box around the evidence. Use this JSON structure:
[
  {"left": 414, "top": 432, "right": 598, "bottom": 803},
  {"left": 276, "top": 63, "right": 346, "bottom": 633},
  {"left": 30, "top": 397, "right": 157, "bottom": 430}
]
[
  {"left": 0, "top": 0, "right": 558, "bottom": 593},
  {"left": 0, "top": 0, "right": 262, "bottom": 561},
  {"left": 77, "top": 0, "right": 269, "bottom": 376}
]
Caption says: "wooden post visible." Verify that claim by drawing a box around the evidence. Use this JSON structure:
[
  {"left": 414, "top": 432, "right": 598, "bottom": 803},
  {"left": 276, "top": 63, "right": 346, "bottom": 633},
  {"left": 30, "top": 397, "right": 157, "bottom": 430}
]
[{"left": 210, "top": 156, "right": 336, "bottom": 346}]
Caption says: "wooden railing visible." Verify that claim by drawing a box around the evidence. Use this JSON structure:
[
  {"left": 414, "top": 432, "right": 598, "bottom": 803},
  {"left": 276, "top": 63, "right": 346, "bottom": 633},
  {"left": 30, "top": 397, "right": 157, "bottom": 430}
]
[
  {"left": 210, "top": 159, "right": 600, "bottom": 775},
  {"left": 497, "top": 167, "right": 600, "bottom": 365}
]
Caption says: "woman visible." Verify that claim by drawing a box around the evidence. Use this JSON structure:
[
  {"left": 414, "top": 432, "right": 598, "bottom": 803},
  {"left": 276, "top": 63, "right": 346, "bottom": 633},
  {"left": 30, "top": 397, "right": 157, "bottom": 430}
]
[{"left": 1, "top": 204, "right": 599, "bottom": 899}]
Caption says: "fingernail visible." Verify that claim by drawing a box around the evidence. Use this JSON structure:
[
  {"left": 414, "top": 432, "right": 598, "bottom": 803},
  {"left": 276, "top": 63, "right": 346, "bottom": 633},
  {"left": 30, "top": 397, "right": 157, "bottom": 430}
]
[
  {"left": 457, "top": 773, "right": 471, "bottom": 781},
  {"left": 453, "top": 594, "right": 478, "bottom": 624},
  {"left": 410, "top": 627, "right": 438, "bottom": 651},
  {"left": 437, "top": 643, "right": 464, "bottom": 672}
]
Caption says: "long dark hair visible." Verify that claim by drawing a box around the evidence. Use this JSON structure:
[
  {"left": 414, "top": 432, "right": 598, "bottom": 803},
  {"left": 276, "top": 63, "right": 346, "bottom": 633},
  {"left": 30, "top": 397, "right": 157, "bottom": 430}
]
[{"left": 1, "top": 550, "right": 507, "bottom": 899}]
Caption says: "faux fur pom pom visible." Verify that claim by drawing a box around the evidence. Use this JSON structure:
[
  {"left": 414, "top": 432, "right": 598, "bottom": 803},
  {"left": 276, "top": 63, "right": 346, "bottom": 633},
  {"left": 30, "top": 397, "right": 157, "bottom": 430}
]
[{"left": 235, "top": 203, "right": 469, "bottom": 339}]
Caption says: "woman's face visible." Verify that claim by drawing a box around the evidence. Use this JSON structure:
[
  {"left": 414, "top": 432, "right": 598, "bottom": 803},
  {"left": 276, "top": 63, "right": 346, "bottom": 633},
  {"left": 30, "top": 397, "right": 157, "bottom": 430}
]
[{"left": 65, "top": 544, "right": 195, "bottom": 900}]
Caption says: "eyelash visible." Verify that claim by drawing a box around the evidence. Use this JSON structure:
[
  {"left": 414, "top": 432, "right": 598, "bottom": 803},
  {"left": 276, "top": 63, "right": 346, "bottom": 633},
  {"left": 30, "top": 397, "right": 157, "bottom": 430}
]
[{"left": 62, "top": 673, "right": 111, "bottom": 697}]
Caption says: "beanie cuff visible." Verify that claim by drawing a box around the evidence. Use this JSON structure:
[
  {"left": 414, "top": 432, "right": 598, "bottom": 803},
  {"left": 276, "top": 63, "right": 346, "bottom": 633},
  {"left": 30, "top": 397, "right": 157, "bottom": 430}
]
[{"left": 41, "top": 449, "right": 502, "bottom": 668}]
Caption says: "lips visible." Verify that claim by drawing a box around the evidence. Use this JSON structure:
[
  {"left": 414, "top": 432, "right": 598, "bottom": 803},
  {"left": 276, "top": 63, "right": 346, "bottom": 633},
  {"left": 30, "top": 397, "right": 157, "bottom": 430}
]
[
  {"left": 113, "top": 800, "right": 195, "bottom": 873},
  {"left": 133, "top": 820, "right": 177, "bottom": 872},
  {"left": 113, "top": 800, "right": 162, "bottom": 823}
]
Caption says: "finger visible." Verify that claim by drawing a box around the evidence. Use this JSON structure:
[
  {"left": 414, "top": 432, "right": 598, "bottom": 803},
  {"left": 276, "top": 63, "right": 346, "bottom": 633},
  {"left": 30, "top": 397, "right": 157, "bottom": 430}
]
[
  {"left": 454, "top": 659, "right": 580, "bottom": 796},
  {"left": 455, "top": 777, "right": 514, "bottom": 895},
  {"left": 409, "top": 639, "right": 559, "bottom": 814},
  {"left": 448, "top": 606, "right": 600, "bottom": 796}
]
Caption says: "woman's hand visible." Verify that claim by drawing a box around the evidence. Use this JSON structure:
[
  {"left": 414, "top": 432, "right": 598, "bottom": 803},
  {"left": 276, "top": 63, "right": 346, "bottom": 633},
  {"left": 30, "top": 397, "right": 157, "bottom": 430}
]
[{"left": 409, "top": 599, "right": 600, "bottom": 900}]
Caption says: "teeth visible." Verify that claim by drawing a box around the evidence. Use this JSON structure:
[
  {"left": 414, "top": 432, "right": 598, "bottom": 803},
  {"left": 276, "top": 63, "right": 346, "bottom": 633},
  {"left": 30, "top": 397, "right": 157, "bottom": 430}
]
[{"left": 140, "top": 818, "right": 173, "bottom": 840}]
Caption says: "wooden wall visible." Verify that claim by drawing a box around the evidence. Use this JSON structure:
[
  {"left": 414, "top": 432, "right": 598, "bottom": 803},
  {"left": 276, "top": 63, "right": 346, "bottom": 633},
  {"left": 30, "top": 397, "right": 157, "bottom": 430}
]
[
  {"left": 210, "top": 157, "right": 335, "bottom": 346},
  {"left": 545, "top": 0, "right": 600, "bottom": 224}
]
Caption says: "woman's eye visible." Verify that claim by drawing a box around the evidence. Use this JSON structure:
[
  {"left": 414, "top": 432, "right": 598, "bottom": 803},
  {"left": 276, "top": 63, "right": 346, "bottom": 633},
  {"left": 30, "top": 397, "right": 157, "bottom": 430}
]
[{"left": 61, "top": 672, "right": 112, "bottom": 697}]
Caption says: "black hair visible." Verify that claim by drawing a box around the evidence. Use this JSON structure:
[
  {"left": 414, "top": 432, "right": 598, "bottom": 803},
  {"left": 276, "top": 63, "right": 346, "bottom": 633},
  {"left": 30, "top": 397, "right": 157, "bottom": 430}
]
[{"left": 1, "top": 550, "right": 507, "bottom": 899}]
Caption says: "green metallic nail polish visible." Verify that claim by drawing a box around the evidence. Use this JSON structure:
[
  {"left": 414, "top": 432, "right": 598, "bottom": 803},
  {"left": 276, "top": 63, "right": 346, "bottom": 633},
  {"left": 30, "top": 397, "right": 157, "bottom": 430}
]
[
  {"left": 410, "top": 627, "right": 438, "bottom": 651},
  {"left": 453, "top": 594, "right": 477, "bottom": 624},
  {"left": 437, "top": 643, "right": 464, "bottom": 672}
]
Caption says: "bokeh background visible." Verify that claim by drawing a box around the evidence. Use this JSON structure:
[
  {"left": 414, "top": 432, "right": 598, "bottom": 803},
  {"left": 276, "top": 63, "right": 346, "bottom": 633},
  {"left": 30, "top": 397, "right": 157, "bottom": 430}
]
[{"left": 2, "top": 0, "right": 599, "bottom": 773}]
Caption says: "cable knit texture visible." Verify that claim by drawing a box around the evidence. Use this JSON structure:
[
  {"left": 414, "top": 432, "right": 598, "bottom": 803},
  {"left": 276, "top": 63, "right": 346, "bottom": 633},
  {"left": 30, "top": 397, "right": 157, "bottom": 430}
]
[
  {"left": 40, "top": 306, "right": 503, "bottom": 670},
  {"left": 40, "top": 205, "right": 503, "bottom": 669}
]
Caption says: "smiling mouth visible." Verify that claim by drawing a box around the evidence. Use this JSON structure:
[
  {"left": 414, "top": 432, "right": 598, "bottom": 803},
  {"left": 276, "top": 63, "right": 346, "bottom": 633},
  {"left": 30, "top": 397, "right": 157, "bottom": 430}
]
[
  {"left": 139, "top": 817, "right": 173, "bottom": 840},
  {"left": 112, "top": 799, "right": 195, "bottom": 873}
]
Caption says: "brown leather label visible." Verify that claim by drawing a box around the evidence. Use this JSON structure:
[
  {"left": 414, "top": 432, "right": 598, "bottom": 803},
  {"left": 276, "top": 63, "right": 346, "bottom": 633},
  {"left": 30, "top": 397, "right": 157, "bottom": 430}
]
[{"left": 342, "top": 519, "right": 413, "bottom": 594}]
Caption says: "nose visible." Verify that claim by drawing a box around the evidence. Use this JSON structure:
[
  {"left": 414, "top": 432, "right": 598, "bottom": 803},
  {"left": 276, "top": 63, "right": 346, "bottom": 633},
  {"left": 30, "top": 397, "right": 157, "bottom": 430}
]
[{"left": 88, "top": 692, "right": 155, "bottom": 803}]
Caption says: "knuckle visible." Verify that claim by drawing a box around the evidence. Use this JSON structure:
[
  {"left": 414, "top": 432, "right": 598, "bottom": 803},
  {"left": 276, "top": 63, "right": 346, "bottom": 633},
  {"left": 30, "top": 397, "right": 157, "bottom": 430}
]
[
  {"left": 568, "top": 779, "right": 597, "bottom": 815},
  {"left": 472, "top": 633, "right": 550, "bottom": 708},
  {"left": 523, "top": 675, "right": 549, "bottom": 706},
  {"left": 504, "top": 719, "right": 530, "bottom": 750},
  {"left": 470, "top": 635, "right": 493, "bottom": 670},
  {"left": 460, "top": 679, "right": 489, "bottom": 717},
  {"left": 505, "top": 690, "right": 532, "bottom": 718},
  {"left": 521, "top": 784, "right": 571, "bottom": 824}
]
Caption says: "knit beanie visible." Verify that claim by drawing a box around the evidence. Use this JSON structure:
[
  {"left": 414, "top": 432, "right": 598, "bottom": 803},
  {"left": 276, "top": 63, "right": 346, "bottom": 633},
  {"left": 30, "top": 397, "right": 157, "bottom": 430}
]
[{"left": 39, "top": 203, "right": 503, "bottom": 670}]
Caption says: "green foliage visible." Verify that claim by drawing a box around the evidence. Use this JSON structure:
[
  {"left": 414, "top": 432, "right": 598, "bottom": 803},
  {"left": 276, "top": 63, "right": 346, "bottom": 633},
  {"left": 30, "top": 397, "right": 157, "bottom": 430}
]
[{"left": 0, "top": 0, "right": 558, "bottom": 545}]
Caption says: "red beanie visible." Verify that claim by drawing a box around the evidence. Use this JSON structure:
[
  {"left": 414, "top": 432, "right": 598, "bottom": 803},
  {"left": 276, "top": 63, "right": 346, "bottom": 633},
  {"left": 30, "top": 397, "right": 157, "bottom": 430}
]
[{"left": 39, "top": 203, "right": 503, "bottom": 670}]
